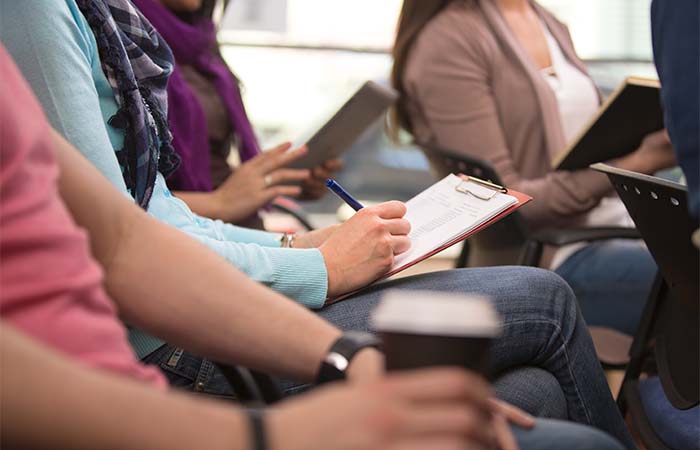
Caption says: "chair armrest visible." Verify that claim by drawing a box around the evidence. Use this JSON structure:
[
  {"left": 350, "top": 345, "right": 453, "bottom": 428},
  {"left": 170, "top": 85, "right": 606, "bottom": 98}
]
[
  {"left": 529, "top": 227, "right": 640, "bottom": 247},
  {"left": 519, "top": 227, "right": 640, "bottom": 266},
  {"left": 270, "top": 198, "right": 315, "bottom": 231}
]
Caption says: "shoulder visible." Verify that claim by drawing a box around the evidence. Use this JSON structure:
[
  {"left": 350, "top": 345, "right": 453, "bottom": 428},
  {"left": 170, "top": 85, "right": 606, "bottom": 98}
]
[
  {"left": 407, "top": 1, "right": 496, "bottom": 78},
  {"left": 1, "top": 0, "right": 96, "bottom": 66},
  {"left": 0, "top": 47, "right": 52, "bottom": 167}
]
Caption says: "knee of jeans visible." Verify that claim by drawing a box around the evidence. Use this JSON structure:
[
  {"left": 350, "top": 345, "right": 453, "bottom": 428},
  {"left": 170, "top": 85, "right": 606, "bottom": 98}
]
[
  {"left": 519, "top": 267, "right": 580, "bottom": 328},
  {"left": 493, "top": 366, "right": 568, "bottom": 419}
]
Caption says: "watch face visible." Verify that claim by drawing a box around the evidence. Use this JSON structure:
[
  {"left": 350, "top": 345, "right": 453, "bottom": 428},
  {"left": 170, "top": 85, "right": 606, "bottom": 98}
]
[
  {"left": 317, "top": 332, "right": 381, "bottom": 384},
  {"left": 325, "top": 352, "right": 350, "bottom": 372},
  {"left": 318, "top": 352, "right": 350, "bottom": 383}
]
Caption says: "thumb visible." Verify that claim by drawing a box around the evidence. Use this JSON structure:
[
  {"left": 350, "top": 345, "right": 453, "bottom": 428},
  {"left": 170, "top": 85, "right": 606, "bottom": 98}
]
[{"left": 489, "top": 399, "right": 535, "bottom": 429}]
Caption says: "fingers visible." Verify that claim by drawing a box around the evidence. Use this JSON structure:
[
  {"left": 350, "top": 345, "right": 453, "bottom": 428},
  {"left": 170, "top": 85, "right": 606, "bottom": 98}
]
[
  {"left": 386, "top": 368, "right": 492, "bottom": 410},
  {"left": 380, "top": 370, "right": 497, "bottom": 450},
  {"left": 267, "top": 185, "right": 303, "bottom": 199},
  {"left": 493, "top": 413, "right": 520, "bottom": 450},
  {"left": 310, "top": 159, "right": 343, "bottom": 180},
  {"left": 384, "top": 218, "right": 411, "bottom": 236},
  {"left": 646, "top": 129, "right": 668, "bottom": 140},
  {"left": 390, "top": 235, "right": 412, "bottom": 255},
  {"left": 255, "top": 141, "right": 293, "bottom": 162},
  {"left": 256, "top": 143, "right": 307, "bottom": 173},
  {"left": 310, "top": 165, "right": 333, "bottom": 182},
  {"left": 372, "top": 201, "right": 408, "bottom": 219},
  {"left": 322, "top": 158, "right": 344, "bottom": 171},
  {"left": 397, "top": 405, "right": 496, "bottom": 449},
  {"left": 267, "top": 168, "right": 311, "bottom": 185},
  {"left": 489, "top": 399, "right": 534, "bottom": 429}
]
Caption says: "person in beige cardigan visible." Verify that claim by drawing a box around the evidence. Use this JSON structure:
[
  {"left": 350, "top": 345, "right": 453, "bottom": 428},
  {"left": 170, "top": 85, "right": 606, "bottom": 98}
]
[{"left": 391, "top": 0, "right": 677, "bottom": 336}]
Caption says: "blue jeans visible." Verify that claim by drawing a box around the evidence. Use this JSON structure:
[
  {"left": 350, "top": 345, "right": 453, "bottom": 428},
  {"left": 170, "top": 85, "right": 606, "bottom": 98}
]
[
  {"left": 513, "top": 419, "right": 625, "bottom": 450},
  {"left": 555, "top": 240, "right": 657, "bottom": 336},
  {"left": 143, "top": 266, "right": 634, "bottom": 449}
]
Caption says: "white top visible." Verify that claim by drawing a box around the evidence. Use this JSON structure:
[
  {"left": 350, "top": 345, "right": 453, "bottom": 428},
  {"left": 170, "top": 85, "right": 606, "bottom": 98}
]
[
  {"left": 371, "top": 290, "right": 502, "bottom": 337},
  {"left": 539, "top": 23, "right": 635, "bottom": 269}
]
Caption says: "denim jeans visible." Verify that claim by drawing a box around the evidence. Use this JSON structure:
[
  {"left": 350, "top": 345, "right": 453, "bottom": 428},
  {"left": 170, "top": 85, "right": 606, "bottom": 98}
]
[
  {"left": 555, "top": 240, "right": 657, "bottom": 336},
  {"left": 512, "top": 419, "right": 625, "bottom": 450},
  {"left": 143, "top": 266, "right": 634, "bottom": 449}
]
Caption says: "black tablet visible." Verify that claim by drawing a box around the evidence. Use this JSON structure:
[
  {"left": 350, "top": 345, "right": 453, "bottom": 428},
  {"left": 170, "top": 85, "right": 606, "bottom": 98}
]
[{"left": 288, "top": 80, "right": 398, "bottom": 169}]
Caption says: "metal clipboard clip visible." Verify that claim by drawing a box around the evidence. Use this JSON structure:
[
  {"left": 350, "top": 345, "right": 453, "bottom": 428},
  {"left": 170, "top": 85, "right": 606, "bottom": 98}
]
[{"left": 455, "top": 176, "right": 508, "bottom": 201}]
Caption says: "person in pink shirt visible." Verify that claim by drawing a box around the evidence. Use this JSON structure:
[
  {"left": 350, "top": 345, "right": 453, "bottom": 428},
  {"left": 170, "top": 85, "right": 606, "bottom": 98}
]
[
  {"left": 0, "top": 44, "right": 516, "bottom": 450},
  {"left": 0, "top": 48, "right": 166, "bottom": 385},
  {"left": 0, "top": 43, "right": 629, "bottom": 450}
]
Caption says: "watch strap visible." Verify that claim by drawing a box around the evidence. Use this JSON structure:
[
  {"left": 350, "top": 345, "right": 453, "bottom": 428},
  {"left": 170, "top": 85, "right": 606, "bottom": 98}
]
[{"left": 316, "top": 332, "right": 380, "bottom": 384}]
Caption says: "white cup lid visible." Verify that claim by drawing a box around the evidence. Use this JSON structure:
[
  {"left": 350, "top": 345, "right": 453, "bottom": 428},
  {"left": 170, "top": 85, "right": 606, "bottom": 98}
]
[{"left": 371, "top": 290, "right": 502, "bottom": 338}]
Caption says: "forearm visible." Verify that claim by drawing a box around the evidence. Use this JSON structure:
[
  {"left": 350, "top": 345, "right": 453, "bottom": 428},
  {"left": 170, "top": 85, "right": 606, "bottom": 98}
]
[
  {"left": 55, "top": 132, "right": 340, "bottom": 381},
  {"left": 109, "top": 210, "right": 339, "bottom": 379},
  {"left": 147, "top": 176, "right": 329, "bottom": 306},
  {"left": 1, "top": 324, "right": 246, "bottom": 450}
]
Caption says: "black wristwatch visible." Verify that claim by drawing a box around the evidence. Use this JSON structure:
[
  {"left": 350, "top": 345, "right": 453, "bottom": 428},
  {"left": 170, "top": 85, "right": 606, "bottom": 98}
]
[{"left": 315, "top": 332, "right": 381, "bottom": 384}]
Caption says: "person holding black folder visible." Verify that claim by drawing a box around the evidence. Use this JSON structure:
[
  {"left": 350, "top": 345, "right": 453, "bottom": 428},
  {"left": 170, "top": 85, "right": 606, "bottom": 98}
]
[{"left": 391, "top": 0, "right": 677, "bottom": 336}]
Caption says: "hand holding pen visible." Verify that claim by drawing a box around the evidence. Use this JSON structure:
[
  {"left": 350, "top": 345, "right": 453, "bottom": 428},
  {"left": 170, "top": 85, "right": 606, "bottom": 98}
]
[{"left": 316, "top": 179, "right": 411, "bottom": 296}]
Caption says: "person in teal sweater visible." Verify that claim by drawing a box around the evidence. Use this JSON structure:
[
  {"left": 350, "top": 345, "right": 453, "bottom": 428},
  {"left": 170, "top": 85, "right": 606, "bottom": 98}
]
[{"left": 0, "top": 2, "right": 636, "bottom": 447}]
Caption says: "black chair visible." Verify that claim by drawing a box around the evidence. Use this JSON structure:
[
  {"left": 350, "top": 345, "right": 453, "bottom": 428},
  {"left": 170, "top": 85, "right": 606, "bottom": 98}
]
[
  {"left": 593, "top": 163, "right": 699, "bottom": 450},
  {"left": 418, "top": 142, "right": 641, "bottom": 268}
]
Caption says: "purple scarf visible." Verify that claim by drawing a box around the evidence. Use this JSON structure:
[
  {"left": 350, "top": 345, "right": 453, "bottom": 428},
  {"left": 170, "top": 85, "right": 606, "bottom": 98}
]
[{"left": 132, "top": 0, "right": 261, "bottom": 192}]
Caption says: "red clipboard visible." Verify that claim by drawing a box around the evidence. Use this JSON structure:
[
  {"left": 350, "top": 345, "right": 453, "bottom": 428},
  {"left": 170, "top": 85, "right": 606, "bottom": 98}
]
[{"left": 326, "top": 184, "right": 532, "bottom": 304}]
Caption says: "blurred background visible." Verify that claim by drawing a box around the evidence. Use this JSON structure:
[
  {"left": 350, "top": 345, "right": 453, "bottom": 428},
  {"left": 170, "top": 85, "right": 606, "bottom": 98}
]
[{"left": 216, "top": 0, "right": 658, "bottom": 217}]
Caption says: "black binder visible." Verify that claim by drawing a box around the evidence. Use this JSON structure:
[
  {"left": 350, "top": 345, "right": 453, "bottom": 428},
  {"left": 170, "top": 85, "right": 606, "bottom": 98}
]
[{"left": 554, "top": 78, "right": 663, "bottom": 171}]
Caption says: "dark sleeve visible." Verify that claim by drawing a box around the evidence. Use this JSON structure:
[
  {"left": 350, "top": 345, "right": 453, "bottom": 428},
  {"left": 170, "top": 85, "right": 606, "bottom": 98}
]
[{"left": 651, "top": 0, "right": 700, "bottom": 219}]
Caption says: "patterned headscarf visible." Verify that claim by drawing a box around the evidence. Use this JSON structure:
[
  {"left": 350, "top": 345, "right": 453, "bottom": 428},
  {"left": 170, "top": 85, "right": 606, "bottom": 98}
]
[{"left": 76, "top": 0, "right": 181, "bottom": 209}]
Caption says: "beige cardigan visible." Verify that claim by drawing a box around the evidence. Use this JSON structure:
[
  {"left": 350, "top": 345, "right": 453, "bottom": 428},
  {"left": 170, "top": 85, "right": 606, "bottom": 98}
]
[{"left": 403, "top": 0, "right": 613, "bottom": 229}]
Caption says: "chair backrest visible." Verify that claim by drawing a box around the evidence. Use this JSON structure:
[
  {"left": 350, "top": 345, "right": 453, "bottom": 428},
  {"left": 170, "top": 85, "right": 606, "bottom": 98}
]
[
  {"left": 594, "top": 163, "right": 699, "bottom": 409},
  {"left": 417, "top": 142, "right": 529, "bottom": 266}
]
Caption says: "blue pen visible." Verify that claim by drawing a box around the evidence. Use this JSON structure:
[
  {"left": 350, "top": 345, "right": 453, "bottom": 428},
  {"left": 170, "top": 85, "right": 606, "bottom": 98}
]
[{"left": 325, "top": 179, "right": 364, "bottom": 211}]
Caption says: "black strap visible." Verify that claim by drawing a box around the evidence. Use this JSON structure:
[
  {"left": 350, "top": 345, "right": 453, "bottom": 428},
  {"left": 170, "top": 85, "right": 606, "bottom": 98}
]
[
  {"left": 315, "top": 332, "right": 381, "bottom": 385},
  {"left": 246, "top": 408, "right": 267, "bottom": 450}
]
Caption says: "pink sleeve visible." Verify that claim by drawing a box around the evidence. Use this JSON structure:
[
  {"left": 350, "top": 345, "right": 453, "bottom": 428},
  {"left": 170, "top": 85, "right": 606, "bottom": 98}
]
[{"left": 0, "top": 45, "right": 166, "bottom": 387}]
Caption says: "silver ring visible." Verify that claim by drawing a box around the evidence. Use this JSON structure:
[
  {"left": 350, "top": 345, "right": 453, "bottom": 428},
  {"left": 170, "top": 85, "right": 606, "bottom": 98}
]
[{"left": 264, "top": 175, "right": 273, "bottom": 188}]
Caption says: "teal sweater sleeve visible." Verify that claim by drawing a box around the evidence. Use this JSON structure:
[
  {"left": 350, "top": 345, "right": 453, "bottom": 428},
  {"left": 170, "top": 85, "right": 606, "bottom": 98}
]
[
  {"left": 0, "top": 0, "right": 328, "bottom": 309},
  {"left": 149, "top": 174, "right": 328, "bottom": 304}
]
